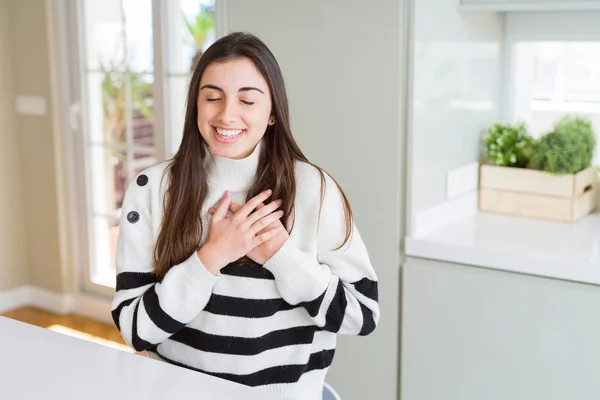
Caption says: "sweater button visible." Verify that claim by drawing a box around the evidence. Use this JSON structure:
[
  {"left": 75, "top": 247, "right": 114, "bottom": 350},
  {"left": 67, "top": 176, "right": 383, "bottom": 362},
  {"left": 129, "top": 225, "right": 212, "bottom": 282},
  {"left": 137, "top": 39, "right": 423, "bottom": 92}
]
[
  {"left": 127, "top": 211, "right": 140, "bottom": 223},
  {"left": 136, "top": 174, "right": 148, "bottom": 186}
]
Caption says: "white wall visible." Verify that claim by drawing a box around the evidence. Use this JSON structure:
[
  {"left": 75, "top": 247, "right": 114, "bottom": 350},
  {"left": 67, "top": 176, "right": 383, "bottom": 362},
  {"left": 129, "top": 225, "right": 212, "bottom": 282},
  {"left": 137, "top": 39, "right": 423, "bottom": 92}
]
[
  {"left": 11, "top": 0, "right": 63, "bottom": 293},
  {"left": 226, "top": 1, "right": 406, "bottom": 399},
  {"left": 409, "top": 0, "right": 504, "bottom": 224},
  {"left": 402, "top": 256, "right": 600, "bottom": 400},
  {"left": 0, "top": 0, "right": 29, "bottom": 291}
]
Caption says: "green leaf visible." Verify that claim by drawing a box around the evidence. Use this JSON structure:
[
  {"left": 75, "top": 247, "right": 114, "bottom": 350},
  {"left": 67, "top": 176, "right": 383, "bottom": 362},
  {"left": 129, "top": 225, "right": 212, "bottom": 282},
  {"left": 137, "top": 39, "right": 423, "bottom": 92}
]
[
  {"left": 481, "top": 122, "right": 533, "bottom": 168},
  {"left": 183, "top": 4, "right": 215, "bottom": 50},
  {"left": 527, "top": 115, "right": 596, "bottom": 174}
]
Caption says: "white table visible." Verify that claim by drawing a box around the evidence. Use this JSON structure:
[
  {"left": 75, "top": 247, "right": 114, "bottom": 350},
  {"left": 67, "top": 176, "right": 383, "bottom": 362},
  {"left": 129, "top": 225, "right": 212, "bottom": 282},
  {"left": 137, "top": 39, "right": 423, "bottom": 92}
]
[{"left": 0, "top": 316, "right": 288, "bottom": 399}]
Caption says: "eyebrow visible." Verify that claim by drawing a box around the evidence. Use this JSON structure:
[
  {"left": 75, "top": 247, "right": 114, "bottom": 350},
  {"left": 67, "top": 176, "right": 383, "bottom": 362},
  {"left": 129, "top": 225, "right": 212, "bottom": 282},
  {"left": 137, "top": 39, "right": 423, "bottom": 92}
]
[{"left": 199, "top": 84, "right": 265, "bottom": 95}]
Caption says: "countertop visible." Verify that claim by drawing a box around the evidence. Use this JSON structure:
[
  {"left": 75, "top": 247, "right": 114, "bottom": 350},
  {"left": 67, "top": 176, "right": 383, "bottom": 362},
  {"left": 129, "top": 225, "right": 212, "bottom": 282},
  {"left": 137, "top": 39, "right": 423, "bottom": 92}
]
[{"left": 405, "top": 210, "right": 600, "bottom": 285}]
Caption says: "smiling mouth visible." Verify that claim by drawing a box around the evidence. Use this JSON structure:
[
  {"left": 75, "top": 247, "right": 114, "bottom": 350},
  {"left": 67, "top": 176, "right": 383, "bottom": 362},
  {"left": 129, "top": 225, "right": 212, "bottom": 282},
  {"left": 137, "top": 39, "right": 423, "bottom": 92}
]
[{"left": 214, "top": 126, "right": 246, "bottom": 138}]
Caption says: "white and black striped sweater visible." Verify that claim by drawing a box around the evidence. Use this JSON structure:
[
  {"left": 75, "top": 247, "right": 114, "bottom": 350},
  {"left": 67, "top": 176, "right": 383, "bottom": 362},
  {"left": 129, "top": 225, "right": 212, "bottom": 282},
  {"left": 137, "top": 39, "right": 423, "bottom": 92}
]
[{"left": 111, "top": 142, "right": 379, "bottom": 400}]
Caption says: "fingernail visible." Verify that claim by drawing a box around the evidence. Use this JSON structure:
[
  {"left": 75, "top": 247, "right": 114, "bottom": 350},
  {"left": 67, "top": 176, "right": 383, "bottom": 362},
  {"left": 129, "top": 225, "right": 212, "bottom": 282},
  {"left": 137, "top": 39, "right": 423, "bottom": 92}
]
[
  {"left": 223, "top": 190, "right": 229, "bottom": 198},
  {"left": 276, "top": 199, "right": 283, "bottom": 205}
]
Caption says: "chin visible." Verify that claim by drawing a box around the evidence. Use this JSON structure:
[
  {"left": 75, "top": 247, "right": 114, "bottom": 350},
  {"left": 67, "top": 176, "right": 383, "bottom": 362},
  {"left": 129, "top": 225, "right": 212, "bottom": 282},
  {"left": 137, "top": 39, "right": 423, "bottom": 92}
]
[{"left": 210, "top": 143, "right": 252, "bottom": 160}]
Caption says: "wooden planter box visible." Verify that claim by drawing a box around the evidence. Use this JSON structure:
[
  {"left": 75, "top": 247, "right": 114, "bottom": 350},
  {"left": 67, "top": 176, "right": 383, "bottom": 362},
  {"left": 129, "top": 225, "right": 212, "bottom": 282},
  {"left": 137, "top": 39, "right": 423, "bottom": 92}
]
[{"left": 478, "top": 164, "right": 598, "bottom": 222}]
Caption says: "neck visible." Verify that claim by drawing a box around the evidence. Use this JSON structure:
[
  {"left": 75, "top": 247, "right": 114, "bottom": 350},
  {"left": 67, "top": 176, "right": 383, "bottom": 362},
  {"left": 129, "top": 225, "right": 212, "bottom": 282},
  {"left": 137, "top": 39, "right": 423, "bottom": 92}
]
[{"left": 204, "top": 142, "right": 262, "bottom": 192}]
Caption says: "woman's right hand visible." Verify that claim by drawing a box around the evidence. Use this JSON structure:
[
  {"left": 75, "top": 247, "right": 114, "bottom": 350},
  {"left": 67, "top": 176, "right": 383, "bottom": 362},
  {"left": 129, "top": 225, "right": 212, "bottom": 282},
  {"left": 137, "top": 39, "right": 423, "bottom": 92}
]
[{"left": 197, "top": 189, "right": 284, "bottom": 274}]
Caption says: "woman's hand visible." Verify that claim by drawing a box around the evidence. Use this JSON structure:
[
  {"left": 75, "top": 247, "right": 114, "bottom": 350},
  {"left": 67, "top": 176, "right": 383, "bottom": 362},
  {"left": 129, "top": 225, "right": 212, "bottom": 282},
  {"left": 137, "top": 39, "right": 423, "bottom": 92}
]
[
  {"left": 209, "top": 200, "right": 289, "bottom": 265},
  {"left": 197, "top": 190, "right": 284, "bottom": 274}
]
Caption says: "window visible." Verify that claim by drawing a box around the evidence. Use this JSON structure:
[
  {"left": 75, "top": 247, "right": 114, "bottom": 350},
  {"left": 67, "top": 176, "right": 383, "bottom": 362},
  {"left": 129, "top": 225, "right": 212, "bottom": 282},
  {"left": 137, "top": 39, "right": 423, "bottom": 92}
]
[
  {"left": 71, "top": 0, "right": 219, "bottom": 293},
  {"left": 509, "top": 42, "right": 600, "bottom": 163},
  {"left": 506, "top": 12, "right": 600, "bottom": 166}
]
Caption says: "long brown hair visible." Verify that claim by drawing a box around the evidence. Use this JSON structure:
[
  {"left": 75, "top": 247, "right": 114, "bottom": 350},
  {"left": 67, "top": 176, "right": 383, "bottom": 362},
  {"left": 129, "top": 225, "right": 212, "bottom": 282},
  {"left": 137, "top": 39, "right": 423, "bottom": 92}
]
[{"left": 153, "top": 32, "right": 353, "bottom": 280}]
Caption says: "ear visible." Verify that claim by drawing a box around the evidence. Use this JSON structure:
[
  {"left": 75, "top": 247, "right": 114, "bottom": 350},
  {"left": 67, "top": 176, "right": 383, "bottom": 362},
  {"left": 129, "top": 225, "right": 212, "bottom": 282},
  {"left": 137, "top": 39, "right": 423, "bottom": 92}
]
[{"left": 268, "top": 116, "right": 275, "bottom": 126}]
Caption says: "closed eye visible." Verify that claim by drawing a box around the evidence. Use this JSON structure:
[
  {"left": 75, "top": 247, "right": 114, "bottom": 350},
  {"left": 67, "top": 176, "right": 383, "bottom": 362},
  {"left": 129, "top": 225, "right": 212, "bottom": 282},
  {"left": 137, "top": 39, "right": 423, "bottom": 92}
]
[
  {"left": 207, "top": 98, "right": 222, "bottom": 102},
  {"left": 241, "top": 100, "right": 255, "bottom": 105}
]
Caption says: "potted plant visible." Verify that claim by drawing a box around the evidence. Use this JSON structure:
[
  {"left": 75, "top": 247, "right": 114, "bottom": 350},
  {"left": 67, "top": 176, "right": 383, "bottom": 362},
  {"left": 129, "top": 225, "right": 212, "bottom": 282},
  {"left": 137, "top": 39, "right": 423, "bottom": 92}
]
[{"left": 479, "top": 116, "right": 598, "bottom": 222}]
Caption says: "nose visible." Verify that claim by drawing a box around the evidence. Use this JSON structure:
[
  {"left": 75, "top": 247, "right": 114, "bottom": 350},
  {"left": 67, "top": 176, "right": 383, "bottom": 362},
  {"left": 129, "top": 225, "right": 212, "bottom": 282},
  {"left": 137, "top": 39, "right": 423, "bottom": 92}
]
[{"left": 217, "top": 98, "right": 238, "bottom": 125}]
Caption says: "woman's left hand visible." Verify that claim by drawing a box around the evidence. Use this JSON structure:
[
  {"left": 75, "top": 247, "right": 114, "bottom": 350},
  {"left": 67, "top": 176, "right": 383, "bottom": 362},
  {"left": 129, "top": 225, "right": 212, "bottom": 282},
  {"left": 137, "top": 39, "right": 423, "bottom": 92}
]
[{"left": 208, "top": 201, "right": 289, "bottom": 265}]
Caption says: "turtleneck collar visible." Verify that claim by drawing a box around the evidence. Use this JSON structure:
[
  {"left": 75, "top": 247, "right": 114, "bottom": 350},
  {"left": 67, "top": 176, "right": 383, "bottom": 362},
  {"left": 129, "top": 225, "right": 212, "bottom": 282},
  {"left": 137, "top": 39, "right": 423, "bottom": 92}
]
[{"left": 204, "top": 141, "right": 262, "bottom": 192}]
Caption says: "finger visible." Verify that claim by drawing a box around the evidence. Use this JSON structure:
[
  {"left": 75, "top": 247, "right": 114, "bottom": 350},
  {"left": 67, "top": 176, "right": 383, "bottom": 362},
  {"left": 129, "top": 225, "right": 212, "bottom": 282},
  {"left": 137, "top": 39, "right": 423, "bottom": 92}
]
[
  {"left": 252, "top": 217, "right": 279, "bottom": 236},
  {"left": 235, "top": 190, "right": 272, "bottom": 219},
  {"left": 253, "top": 225, "right": 284, "bottom": 246},
  {"left": 228, "top": 201, "right": 263, "bottom": 215},
  {"left": 244, "top": 200, "right": 282, "bottom": 229},
  {"left": 209, "top": 205, "right": 237, "bottom": 216},
  {"left": 212, "top": 191, "right": 231, "bottom": 221},
  {"left": 249, "top": 210, "right": 284, "bottom": 236},
  {"left": 228, "top": 202, "right": 242, "bottom": 213},
  {"left": 257, "top": 223, "right": 281, "bottom": 236}
]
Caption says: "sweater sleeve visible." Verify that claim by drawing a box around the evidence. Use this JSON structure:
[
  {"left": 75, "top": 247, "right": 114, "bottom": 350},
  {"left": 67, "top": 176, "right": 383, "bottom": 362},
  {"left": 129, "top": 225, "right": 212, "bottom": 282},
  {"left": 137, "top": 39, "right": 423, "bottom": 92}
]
[
  {"left": 110, "top": 172, "right": 220, "bottom": 351},
  {"left": 263, "top": 172, "right": 379, "bottom": 336}
]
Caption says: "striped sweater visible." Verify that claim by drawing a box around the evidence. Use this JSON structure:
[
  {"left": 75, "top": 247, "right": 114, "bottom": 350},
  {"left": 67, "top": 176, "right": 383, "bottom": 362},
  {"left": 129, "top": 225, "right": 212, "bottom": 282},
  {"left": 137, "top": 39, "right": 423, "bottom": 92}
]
[{"left": 111, "top": 142, "right": 379, "bottom": 400}]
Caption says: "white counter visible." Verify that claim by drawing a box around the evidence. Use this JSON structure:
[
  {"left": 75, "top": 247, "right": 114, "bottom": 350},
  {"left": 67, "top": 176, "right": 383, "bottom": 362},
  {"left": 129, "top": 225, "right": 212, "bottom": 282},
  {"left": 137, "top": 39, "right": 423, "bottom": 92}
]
[
  {"left": 405, "top": 211, "right": 600, "bottom": 285},
  {"left": 0, "top": 317, "right": 288, "bottom": 400}
]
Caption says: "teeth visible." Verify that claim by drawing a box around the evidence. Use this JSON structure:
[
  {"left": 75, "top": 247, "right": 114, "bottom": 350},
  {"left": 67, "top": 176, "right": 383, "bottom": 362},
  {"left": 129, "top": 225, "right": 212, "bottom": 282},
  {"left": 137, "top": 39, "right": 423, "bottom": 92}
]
[{"left": 216, "top": 127, "right": 244, "bottom": 137}]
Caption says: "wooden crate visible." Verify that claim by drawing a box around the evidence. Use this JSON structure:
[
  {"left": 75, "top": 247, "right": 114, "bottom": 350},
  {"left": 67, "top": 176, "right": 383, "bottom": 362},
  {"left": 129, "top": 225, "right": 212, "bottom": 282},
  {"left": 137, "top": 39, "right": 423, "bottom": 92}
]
[{"left": 478, "top": 164, "right": 598, "bottom": 222}]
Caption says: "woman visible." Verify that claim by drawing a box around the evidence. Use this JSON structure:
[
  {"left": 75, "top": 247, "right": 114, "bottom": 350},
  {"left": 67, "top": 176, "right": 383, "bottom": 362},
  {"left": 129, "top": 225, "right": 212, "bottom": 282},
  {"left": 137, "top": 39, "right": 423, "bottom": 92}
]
[{"left": 111, "top": 31, "right": 379, "bottom": 400}]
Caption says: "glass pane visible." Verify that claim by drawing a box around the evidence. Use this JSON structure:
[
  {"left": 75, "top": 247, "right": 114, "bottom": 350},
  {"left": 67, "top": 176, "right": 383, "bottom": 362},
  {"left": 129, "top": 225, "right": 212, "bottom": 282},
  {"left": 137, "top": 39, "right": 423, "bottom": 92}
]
[
  {"left": 83, "top": 0, "right": 125, "bottom": 71},
  {"left": 89, "top": 146, "right": 158, "bottom": 216},
  {"left": 531, "top": 44, "right": 557, "bottom": 101},
  {"left": 88, "top": 145, "right": 124, "bottom": 216},
  {"left": 83, "top": 0, "right": 153, "bottom": 73},
  {"left": 88, "top": 146, "right": 157, "bottom": 289},
  {"left": 167, "top": 75, "right": 191, "bottom": 157},
  {"left": 510, "top": 41, "right": 600, "bottom": 165},
  {"left": 133, "top": 152, "right": 160, "bottom": 175},
  {"left": 163, "top": 0, "right": 215, "bottom": 156},
  {"left": 89, "top": 216, "right": 119, "bottom": 288},
  {"left": 167, "top": 0, "right": 216, "bottom": 75},
  {"left": 562, "top": 43, "right": 600, "bottom": 103},
  {"left": 81, "top": 0, "right": 157, "bottom": 291},
  {"left": 130, "top": 73, "right": 155, "bottom": 148},
  {"left": 86, "top": 71, "right": 155, "bottom": 148}
]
